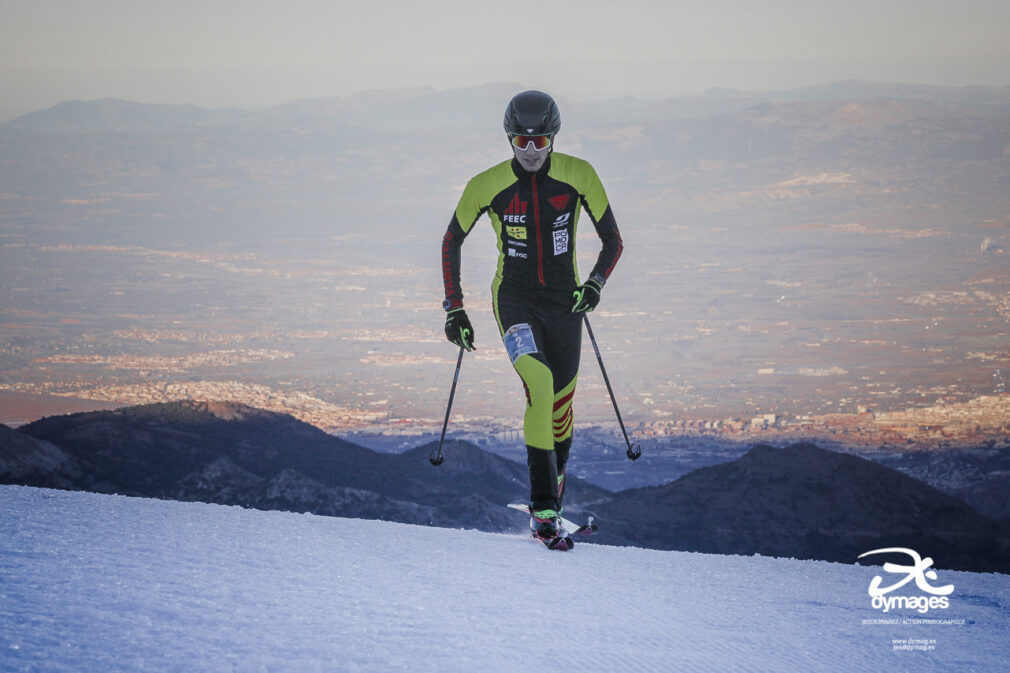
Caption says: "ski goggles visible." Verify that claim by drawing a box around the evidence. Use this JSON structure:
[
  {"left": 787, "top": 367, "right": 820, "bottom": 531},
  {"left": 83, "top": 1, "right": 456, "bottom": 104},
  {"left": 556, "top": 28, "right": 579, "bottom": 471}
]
[{"left": 509, "top": 133, "right": 553, "bottom": 151}]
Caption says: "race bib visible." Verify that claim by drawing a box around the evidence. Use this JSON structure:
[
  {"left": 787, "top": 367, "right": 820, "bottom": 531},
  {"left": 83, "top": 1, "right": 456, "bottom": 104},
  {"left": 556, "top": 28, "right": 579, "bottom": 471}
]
[{"left": 503, "top": 323, "right": 538, "bottom": 363}]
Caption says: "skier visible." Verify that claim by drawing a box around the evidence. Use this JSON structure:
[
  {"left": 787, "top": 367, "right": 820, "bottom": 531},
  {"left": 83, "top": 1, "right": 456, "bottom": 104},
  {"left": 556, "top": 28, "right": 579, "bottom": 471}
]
[{"left": 440, "top": 90, "right": 623, "bottom": 547}]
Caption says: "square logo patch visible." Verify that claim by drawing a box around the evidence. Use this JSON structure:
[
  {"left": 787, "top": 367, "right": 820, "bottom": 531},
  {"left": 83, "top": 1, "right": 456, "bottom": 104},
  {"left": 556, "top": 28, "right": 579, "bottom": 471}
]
[{"left": 553, "top": 229, "right": 569, "bottom": 255}]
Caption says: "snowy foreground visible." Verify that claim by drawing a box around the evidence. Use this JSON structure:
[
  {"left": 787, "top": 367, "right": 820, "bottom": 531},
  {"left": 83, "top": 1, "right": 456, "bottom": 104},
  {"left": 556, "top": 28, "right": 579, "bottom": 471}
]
[{"left": 2, "top": 486, "right": 1008, "bottom": 673}]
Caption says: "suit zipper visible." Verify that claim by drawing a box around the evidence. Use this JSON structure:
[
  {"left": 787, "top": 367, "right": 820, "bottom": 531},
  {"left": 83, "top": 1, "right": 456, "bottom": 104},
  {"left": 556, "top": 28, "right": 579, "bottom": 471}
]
[{"left": 532, "top": 174, "right": 544, "bottom": 285}]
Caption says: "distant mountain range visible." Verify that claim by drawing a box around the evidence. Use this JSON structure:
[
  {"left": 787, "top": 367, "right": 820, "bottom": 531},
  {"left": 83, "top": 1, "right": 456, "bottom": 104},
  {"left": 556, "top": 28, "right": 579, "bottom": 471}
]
[
  {"left": 2, "top": 401, "right": 1006, "bottom": 573},
  {"left": 876, "top": 448, "right": 1010, "bottom": 520},
  {"left": 6, "top": 82, "right": 1008, "bottom": 175},
  {"left": 591, "top": 443, "right": 1008, "bottom": 574},
  {"left": 6, "top": 80, "right": 1009, "bottom": 132},
  {"left": 3, "top": 79, "right": 1006, "bottom": 248}
]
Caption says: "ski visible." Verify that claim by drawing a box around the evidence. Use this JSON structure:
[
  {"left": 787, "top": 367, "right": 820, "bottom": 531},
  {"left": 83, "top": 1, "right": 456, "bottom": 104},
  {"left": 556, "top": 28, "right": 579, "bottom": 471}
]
[
  {"left": 536, "top": 533, "right": 574, "bottom": 551},
  {"left": 569, "top": 518, "right": 600, "bottom": 537}
]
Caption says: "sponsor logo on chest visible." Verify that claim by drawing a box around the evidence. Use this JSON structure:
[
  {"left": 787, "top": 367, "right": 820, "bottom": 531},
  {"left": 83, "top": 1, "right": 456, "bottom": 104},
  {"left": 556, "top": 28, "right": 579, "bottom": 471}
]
[
  {"left": 506, "top": 225, "right": 527, "bottom": 240},
  {"left": 548, "top": 194, "right": 570, "bottom": 210},
  {"left": 553, "top": 229, "right": 569, "bottom": 255},
  {"left": 503, "top": 193, "right": 528, "bottom": 224}
]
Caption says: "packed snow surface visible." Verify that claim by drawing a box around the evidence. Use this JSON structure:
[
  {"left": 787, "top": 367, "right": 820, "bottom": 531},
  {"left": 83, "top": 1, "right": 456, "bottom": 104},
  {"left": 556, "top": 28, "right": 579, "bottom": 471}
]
[{"left": 1, "top": 486, "right": 1007, "bottom": 672}]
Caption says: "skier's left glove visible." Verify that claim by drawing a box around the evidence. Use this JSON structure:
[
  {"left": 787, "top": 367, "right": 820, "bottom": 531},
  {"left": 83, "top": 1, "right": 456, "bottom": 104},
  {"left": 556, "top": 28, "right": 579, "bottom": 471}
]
[
  {"left": 444, "top": 308, "right": 475, "bottom": 351},
  {"left": 571, "top": 279, "right": 602, "bottom": 313}
]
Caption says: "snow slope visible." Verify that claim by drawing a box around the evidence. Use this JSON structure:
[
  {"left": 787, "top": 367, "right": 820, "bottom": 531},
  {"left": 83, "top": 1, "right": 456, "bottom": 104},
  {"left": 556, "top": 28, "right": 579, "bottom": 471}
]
[{"left": 1, "top": 486, "right": 1007, "bottom": 673}]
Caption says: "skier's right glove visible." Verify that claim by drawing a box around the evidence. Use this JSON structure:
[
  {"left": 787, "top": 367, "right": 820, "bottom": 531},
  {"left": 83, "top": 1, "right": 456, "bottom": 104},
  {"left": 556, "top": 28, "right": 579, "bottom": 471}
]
[
  {"left": 444, "top": 308, "right": 475, "bottom": 351},
  {"left": 571, "top": 278, "right": 602, "bottom": 313}
]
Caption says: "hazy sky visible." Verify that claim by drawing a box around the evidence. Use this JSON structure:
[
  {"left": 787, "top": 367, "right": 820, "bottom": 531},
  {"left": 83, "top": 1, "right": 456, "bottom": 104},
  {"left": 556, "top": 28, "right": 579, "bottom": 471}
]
[{"left": 2, "top": 0, "right": 1008, "bottom": 121}]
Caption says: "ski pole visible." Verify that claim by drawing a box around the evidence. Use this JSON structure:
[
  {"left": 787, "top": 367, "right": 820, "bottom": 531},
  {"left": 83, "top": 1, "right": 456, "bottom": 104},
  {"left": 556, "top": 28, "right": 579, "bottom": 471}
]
[
  {"left": 583, "top": 315, "right": 641, "bottom": 461},
  {"left": 429, "top": 345, "right": 465, "bottom": 466}
]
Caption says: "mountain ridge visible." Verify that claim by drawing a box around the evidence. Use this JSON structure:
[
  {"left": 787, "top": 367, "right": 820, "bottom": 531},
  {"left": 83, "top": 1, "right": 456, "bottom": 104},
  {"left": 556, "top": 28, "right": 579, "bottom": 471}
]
[
  {"left": 592, "top": 442, "right": 1009, "bottom": 573},
  {"left": 6, "top": 80, "right": 1008, "bottom": 132},
  {"left": 8, "top": 401, "right": 605, "bottom": 533}
]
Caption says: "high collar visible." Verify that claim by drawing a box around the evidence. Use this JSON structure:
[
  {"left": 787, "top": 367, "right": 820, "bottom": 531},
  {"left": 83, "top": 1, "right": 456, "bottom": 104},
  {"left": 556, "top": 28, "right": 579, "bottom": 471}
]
[{"left": 511, "top": 154, "right": 552, "bottom": 181}]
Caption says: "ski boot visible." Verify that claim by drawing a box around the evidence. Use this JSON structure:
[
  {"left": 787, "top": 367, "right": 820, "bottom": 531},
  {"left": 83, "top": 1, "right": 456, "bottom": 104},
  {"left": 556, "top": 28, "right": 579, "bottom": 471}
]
[{"left": 530, "top": 508, "right": 572, "bottom": 551}]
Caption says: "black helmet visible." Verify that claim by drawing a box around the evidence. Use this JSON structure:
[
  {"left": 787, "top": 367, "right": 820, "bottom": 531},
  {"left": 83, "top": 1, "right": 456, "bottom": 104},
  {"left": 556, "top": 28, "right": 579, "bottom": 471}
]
[{"left": 503, "top": 90, "right": 561, "bottom": 136}]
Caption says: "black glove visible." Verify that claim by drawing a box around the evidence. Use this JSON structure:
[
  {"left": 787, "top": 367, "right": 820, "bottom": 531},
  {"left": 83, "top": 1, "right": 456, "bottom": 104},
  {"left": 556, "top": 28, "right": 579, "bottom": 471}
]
[
  {"left": 444, "top": 308, "right": 475, "bottom": 351},
  {"left": 571, "top": 279, "right": 602, "bottom": 313}
]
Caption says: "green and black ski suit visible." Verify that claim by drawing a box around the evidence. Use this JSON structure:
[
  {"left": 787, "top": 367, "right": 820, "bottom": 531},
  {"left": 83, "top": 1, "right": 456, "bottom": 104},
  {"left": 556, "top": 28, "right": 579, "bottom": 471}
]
[{"left": 441, "top": 152, "right": 623, "bottom": 513}]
